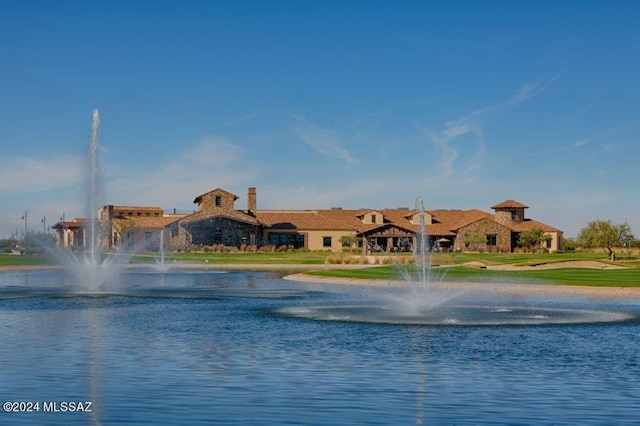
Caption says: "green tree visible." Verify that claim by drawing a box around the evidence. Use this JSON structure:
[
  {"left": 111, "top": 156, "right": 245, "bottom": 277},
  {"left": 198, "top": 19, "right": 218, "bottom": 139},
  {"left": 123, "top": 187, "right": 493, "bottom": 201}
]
[
  {"left": 518, "top": 227, "right": 549, "bottom": 252},
  {"left": 576, "top": 220, "right": 634, "bottom": 260},
  {"left": 562, "top": 237, "right": 578, "bottom": 251},
  {"left": 339, "top": 235, "right": 360, "bottom": 248},
  {"left": 462, "top": 232, "right": 486, "bottom": 251}
]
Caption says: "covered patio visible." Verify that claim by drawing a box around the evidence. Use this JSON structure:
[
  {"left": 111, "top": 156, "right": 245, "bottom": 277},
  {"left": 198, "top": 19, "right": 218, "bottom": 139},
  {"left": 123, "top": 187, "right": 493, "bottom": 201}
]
[{"left": 359, "top": 224, "right": 416, "bottom": 254}]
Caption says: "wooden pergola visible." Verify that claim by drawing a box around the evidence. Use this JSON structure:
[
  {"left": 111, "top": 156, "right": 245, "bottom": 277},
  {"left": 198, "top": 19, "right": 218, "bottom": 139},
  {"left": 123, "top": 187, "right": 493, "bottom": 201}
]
[{"left": 359, "top": 223, "right": 416, "bottom": 254}]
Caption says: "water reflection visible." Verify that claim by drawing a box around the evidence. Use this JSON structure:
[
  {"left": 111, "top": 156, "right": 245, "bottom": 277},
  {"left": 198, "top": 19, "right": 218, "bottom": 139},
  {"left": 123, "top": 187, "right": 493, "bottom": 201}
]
[{"left": 1, "top": 270, "right": 639, "bottom": 424}]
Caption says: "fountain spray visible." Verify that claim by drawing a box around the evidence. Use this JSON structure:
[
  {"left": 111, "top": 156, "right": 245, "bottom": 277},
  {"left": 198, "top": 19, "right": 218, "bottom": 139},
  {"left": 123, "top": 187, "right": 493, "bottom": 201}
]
[{"left": 88, "top": 109, "right": 102, "bottom": 267}]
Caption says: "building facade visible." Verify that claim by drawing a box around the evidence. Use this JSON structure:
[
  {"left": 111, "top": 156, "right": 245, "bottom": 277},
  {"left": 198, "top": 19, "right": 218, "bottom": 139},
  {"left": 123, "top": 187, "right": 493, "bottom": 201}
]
[{"left": 52, "top": 187, "right": 563, "bottom": 253}]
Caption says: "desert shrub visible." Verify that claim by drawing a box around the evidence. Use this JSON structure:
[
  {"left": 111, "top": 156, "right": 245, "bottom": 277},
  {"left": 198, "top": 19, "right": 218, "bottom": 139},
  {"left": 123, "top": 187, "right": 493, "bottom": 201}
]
[
  {"left": 325, "top": 253, "right": 341, "bottom": 264},
  {"left": 392, "top": 256, "right": 413, "bottom": 265},
  {"left": 325, "top": 252, "right": 371, "bottom": 264}
]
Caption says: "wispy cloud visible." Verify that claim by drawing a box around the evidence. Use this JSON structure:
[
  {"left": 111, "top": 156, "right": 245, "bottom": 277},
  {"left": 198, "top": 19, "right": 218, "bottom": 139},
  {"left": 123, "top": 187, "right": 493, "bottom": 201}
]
[
  {"left": 289, "top": 114, "right": 359, "bottom": 165},
  {"left": 446, "top": 74, "right": 561, "bottom": 128},
  {"left": 0, "top": 154, "right": 83, "bottom": 194},
  {"left": 424, "top": 77, "right": 559, "bottom": 180},
  {"left": 572, "top": 128, "right": 618, "bottom": 149},
  {"left": 106, "top": 137, "right": 264, "bottom": 209},
  {"left": 418, "top": 121, "right": 485, "bottom": 181},
  {"left": 206, "top": 110, "right": 264, "bottom": 131}
]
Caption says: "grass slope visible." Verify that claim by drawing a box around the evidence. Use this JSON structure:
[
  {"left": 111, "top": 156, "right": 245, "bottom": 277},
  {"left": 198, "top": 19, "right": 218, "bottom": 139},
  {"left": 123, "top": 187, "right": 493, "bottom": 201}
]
[{"left": 308, "top": 264, "right": 640, "bottom": 287}]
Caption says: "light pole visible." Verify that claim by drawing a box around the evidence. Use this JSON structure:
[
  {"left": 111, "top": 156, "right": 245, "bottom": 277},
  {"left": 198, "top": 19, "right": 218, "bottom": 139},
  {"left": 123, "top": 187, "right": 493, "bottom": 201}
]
[
  {"left": 21, "top": 211, "right": 28, "bottom": 240},
  {"left": 41, "top": 216, "right": 46, "bottom": 234}
]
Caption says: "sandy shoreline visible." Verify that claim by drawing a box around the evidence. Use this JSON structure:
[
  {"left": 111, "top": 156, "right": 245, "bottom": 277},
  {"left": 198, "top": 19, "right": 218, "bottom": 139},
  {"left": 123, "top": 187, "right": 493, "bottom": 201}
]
[{"left": 284, "top": 273, "right": 640, "bottom": 299}]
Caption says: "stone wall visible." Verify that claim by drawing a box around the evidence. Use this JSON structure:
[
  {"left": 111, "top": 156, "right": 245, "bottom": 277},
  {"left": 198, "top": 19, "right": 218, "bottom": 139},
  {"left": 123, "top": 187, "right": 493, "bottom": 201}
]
[
  {"left": 197, "top": 190, "right": 237, "bottom": 214},
  {"left": 494, "top": 208, "right": 525, "bottom": 225},
  {"left": 457, "top": 218, "right": 512, "bottom": 252}
]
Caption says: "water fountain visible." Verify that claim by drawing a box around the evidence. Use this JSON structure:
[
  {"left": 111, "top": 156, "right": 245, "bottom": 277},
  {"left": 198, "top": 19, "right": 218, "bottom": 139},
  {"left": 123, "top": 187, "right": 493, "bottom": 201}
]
[
  {"left": 2, "top": 110, "right": 640, "bottom": 424},
  {"left": 157, "top": 230, "right": 166, "bottom": 267},
  {"left": 277, "top": 196, "right": 635, "bottom": 325},
  {"left": 43, "top": 109, "right": 139, "bottom": 291}
]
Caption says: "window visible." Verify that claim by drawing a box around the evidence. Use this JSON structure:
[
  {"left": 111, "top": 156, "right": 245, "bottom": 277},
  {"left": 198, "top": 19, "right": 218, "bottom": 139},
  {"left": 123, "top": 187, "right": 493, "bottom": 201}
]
[
  {"left": 268, "top": 233, "right": 305, "bottom": 248},
  {"left": 215, "top": 195, "right": 222, "bottom": 207},
  {"left": 371, "top": 214, "right": 377, "bottom": 224},
  {"left": 486, "top": 234, "right": 497, "bottom": 246},
  {"left": 323, "top": 236, "right": 332, "bottom": 248}
]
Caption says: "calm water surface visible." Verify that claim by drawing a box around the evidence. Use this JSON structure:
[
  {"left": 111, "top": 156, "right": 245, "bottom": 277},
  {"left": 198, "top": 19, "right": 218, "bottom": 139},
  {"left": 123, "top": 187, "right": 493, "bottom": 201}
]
[{"left": 1, "top": 269, "right": 639, "bottom": 425}]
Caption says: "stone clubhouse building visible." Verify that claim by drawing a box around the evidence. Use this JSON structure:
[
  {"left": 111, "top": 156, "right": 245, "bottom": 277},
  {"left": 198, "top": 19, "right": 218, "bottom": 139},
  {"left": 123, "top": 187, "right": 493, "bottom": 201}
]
[{"left": 52, "top": 187, "right": 563, "bottom": 253}]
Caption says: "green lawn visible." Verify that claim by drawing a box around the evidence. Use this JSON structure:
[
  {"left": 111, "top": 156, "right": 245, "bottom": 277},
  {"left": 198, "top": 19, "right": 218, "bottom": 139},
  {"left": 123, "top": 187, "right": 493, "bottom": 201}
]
[
  {"left": 0, "top": 250, "right": 329, "bottom": 267},
  {"left": 431, "top": 251, "right": 621, "bottom": 266},
  {"left": 0, "top": 254, "right": 59, "bottom": 267},
  {"left": 308, "top": 263, "right": 640, "bottom": 287},
  {"left": 3, "top": 250, "right": 640, "bottom": 287},
  {"left": 131, "top": 251, "right": 329, "bottom": 264}
]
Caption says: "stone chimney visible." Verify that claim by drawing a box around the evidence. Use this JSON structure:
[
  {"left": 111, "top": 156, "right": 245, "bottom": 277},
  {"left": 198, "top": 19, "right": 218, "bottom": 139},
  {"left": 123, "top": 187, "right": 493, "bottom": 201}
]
[{"left": 247, "top": 187, "right": 257, "bottom": 216}]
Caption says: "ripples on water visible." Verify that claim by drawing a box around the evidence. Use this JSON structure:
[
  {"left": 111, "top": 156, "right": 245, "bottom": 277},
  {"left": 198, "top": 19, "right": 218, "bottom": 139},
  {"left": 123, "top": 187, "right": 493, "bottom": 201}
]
[{"left": 1, "top": 269, "right": 639, "bottom": 425}]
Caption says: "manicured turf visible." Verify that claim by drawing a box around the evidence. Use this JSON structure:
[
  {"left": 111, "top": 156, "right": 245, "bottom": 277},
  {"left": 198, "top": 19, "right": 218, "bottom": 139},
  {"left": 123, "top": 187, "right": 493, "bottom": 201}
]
[
  {"left": 3, "top": 250, "right": 640, "bottom": 287},
  {"left": 0, "top": 254, "right": 58, "bottom": 267},
  {"left": 308, "top": 264, "right": 640, "bottom": 287}
]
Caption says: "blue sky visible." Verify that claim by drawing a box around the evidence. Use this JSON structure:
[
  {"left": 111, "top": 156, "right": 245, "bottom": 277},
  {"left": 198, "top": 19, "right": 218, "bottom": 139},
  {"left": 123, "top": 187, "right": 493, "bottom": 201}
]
[{"left": 1, "top": 1, "right": 639, "bottom": 239}]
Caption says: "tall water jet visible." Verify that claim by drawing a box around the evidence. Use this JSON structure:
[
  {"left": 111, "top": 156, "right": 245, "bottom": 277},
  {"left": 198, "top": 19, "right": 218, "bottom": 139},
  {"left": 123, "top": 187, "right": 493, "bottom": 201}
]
[
  {"left": 413, "top": 196, "right": 431, "bottom": 294},
  {"left": 153, "top": 230, "right": 174, "bottom": 273},
  {"left": 62, "top": 108, "right": 115, "bottom": 290},
  {"left": 46, "top": 109, "right": 137, "bottom": 291},
  {"left": 86, "top": 108, "right": 102, "bottom": 274},
  {"left": 158, "top": 230, "right": 165, "bottom": 266},
  {"left": 88, "top": 109, "right": 103, "bottom": 270},
  {"left": 391, "top": 196, "right": 456, "bottom": 313}
]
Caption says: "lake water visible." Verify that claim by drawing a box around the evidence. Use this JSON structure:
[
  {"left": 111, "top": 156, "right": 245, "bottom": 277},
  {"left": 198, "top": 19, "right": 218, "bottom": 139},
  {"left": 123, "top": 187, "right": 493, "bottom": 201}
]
[{"left": 1, "top": 269, "right": 639, "bottom": 425}]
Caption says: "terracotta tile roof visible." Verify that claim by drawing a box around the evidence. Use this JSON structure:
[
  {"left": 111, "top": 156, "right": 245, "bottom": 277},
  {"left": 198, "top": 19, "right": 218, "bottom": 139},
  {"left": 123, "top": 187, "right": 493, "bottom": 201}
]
[
  {"left": 109, "top": 205, "right": 164, "bottom": 212},
  {"left": 319, "top": 209, "right": 418, "bottom": 233},
  {"left": 124, "top": 190, "right": 560, "bottom": 239},
  {"left": 125, "top": 216, "right": 182, "bottom": 229},
  {"left": 313, "top": 209, "right": 371, "bottom": 231},
  {"left": 257, "top": 211, "right": 355, "bottom": 231},
  {"left": 491, "top": 199, "right": 529, "bottom": 209},
  {"left": 425, "top": 223, "right": 457, "bottom": 236},
  {"left": 51, "top": 219, "right": 87, "bottom": 229},
  {"left": 256, "top": 208, "right": 499, "bottom": 237},
  {"left": 509, "top": 219, "right": 560, "bottom": 233},
  {"left": 257, "top": 208, "right": 456, "bottom": 236},
  {"left": 428, "top": 209, "right": 494, "bottom": 230}
]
